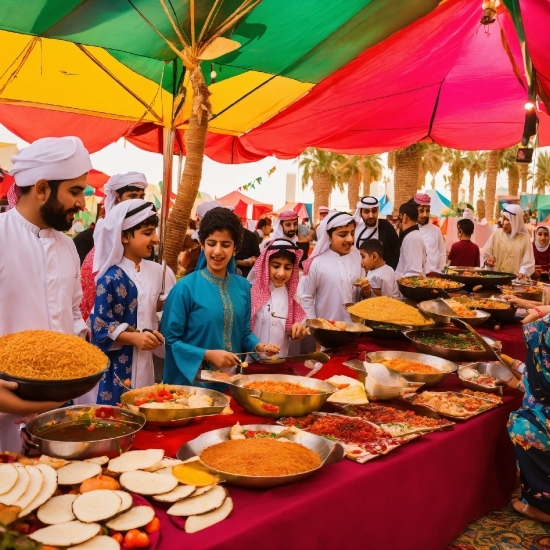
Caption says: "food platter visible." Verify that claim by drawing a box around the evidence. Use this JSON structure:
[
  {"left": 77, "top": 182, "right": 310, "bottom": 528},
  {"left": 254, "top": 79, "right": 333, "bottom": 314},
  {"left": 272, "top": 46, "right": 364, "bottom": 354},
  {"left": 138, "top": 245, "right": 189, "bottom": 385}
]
[
  {"left": 306, "top": 318, "right": 372, "bottom": 348},
  {"left": 120, "top": 385, "right": 229, "bottom": 426},
  {"left": 24, "top": 405, "right": 145, "bottom": 460},
  {"left": 458, "top": 362, "right": 515, "bottom": 395},
  {"left": 279, "top": 413, "right": 421, "bottom": 464},
  {"left": 227, "top": 374, "right": 337, "bottom": 418},
  {"left": 418, "top": 299, "right": 491, "bottom": 326},
  {"left": 498, "top": 283, "right": 544, "bottom": 301},
  {"left": 365, "top": 350, "right": 457, "bottom": 386},
  {"left": 397, "top": 276, "right": 465, "bottom": 302},
  {"left": 403, "top": 327, "right": 501, "bottom": 362},
  {"left": 406, "top": 391, "right": 502, "bottom": 420},
  {"left": 176, "top": 424, "right": 344, "bottom": 488},
  {"left": 450, "top": 297, "right": 518, "bottom": 323},
  {"left": 435, "top": 269, "right": 515, "bottom": 289}
]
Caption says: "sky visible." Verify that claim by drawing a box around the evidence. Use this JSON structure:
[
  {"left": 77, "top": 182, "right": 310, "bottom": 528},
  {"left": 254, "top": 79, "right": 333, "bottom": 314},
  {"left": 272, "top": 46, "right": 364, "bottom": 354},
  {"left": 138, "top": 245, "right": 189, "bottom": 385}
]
[{"left": 0, "top": 123, "right": 537, "bottom": 215}]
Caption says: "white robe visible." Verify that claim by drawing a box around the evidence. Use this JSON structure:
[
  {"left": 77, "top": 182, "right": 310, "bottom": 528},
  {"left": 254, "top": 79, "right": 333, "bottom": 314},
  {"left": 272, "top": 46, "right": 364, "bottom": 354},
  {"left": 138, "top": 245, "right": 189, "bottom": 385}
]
[
  {"left": 483, "top": 229, "right": 535, "bottom": 277},
  {"left": 355, "top": 220, "right": 378, "bottom": 245},
  {"left": 250, "top": 285, "right": 302, "bottom": 361},
  {"left": 395, "top": 230, "right": 427, "bottom": 279},
  {"left": 419, "top": 222, "right": 446, "bottom": 273},
  {"left": 0, "top": 208, "right": 88, "bottom": 452},
  {"left": 75, "top": 257, "right": 176, "bottom": 404},
  {"left": 366, "top": 263, "right": 400, "bottom": 298},
  {"left": 299, "top": 248, "right": 363, "bottom": 321}
]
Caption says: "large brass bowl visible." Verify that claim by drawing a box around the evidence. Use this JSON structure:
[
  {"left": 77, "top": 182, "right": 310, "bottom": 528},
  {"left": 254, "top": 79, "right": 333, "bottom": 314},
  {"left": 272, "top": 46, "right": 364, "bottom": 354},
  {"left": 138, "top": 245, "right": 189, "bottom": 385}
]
[
  {"left": 306, "top": 319, "right": 371, "bottom": 348},
  {"left": 229, "top": 374, "right": 337, "bottom": 418},
  {"left": 120, "top": 385, "right": 229, "bottom": 426},
  {"left": 366, "top": 350, "right": 457, "bottom": 386},
  {"left": 176, "top": 424, "right": 344, "bottom": 489}
]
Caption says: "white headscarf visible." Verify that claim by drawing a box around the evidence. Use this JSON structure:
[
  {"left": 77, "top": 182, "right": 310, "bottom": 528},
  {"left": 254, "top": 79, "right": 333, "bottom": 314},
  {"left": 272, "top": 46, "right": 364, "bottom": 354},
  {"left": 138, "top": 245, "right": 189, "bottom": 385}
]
[
  {"left": 501, "top": 204, "right": 528, "bottom": 239},
  {"left": 196, "top": 200, "right": 222, "bottom": 220},
  {"left": 10, "top": 136, "right": 92, "bottom": 188},
  {"left": 93, "top": 199, "right": 157, "bottom": 282},
  {"left": 353, "top": 196, "right": 379, "bottom": 223},
  {"left": 103, "top": 172, "right": 148, "bottom": 214},
  {"left": 535, "top": 225, "right": 550, "bottom": 253},
  {"left": 462, "top": 207, "right": 474, "bottom": 220},
  {"left": 303, "top": 211, "right": 355, "bottom": 275},
  {"left": 272, "top": 210, "right": 299, "bottom": 241}
]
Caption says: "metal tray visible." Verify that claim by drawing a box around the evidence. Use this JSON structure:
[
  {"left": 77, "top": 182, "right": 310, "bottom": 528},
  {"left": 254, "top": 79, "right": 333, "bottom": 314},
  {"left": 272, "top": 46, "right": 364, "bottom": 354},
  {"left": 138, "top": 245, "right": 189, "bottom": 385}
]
[
  {"left": 451, "top": 297, "right": 518, "bottom": 324},
  {"left": 436, "top": 269, "right": 515, "bottom": 289},
  {"left": 120, "top": 385, "right": 229, "bottom": 424},
  {"left": 343, "top": 302, "right": 434, "bottom": 331},
  {"left": 403, "top": 327, "right": 501, "bottom": 362},
  {"left": 418, "top": 299, "right": 491, "bottom": 326},
  {"left": 365, "top": 350, "right": 457, "bottom": 386},
  {"left": 176, "top": 424, "right": 344, "bottom": 488},
  {"left": 406, "top": 391, "right": 501, "bottom": 420},
  {"left": 306, "top": 319, "right": 371, "bottom": 348}
]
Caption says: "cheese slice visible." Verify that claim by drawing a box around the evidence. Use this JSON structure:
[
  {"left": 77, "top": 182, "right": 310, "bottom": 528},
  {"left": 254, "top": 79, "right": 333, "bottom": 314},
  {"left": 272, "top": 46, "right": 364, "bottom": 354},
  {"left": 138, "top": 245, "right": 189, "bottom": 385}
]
[{"left": 327, "top": 384, "right": 369, "bottom": 405}]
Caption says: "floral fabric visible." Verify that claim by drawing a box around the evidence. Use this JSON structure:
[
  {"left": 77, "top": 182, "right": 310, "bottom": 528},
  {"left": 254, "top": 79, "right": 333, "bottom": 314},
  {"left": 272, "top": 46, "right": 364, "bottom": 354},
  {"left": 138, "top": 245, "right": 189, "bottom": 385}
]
[
  {"left": 507, "top": 315, "right": 550, "bottom": 514},
  {"left": 79, "top": 247, "right": 96, "bottom": 321},
  {"left": 90, "top": 266, "right": 138, "bottom": 405}
]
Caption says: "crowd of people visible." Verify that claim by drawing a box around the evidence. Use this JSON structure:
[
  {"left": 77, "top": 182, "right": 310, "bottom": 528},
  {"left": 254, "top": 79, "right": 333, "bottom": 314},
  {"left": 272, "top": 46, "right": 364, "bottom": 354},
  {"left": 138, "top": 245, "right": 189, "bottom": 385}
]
[{"left": 1, "top": 136, "right": 550, "bottom": 524}]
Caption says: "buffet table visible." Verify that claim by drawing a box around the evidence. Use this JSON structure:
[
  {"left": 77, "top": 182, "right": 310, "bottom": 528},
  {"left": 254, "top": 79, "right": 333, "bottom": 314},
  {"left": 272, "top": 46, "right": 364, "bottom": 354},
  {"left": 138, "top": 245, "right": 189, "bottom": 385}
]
[{"left": 133, "top": 329, "right": 525, "bottom": 550}]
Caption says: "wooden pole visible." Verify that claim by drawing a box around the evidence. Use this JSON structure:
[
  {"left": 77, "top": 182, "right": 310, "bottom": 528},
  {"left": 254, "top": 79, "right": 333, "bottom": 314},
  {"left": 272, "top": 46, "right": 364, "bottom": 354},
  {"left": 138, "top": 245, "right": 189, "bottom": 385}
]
[{"left": 159, "top": 127, "right": 175, "bottom": 263}]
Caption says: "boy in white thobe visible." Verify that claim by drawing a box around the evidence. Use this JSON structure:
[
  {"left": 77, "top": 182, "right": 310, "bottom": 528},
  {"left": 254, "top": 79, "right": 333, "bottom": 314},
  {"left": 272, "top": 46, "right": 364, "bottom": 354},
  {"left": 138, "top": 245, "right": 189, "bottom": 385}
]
[
  {"left": 86, "top": 200, "right": 175, "bottom": 405},
  {"left": 395, "top": 202, "right": 427, "bottom": 279},
  {"left": 0, "top": 136, "right": 92, "bottom": 451},
  {"left": 411, "top": 193, "right": 446, "bottom": 273},
  {"left": 299, "top": 211, "right": 363, "bottom": 321}
]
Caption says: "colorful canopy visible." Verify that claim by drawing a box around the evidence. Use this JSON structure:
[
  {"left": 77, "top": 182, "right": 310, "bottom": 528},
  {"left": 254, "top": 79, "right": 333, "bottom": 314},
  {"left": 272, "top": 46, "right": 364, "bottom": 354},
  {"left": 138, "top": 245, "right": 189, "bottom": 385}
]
[
  {"left": 217, "top": 190, "right": 272, "bottom": 220},
  {"left": 0, "top": 0, "right": 547, "bottom": 161}
]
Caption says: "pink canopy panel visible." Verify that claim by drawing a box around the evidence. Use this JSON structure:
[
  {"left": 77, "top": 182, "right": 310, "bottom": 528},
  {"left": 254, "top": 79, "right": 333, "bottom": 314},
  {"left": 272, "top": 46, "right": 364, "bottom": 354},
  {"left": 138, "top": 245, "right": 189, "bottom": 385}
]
[{"left": 240, "top": 0, "right": 527, "bottom": 157}]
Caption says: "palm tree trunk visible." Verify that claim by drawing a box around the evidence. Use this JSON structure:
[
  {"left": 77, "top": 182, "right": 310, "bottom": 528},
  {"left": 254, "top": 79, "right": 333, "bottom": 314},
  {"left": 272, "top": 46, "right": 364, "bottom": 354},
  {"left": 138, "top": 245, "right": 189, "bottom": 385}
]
[
  {"left": 518, "top": 163, "right": 528, "bottom": 194},
  {"left": 347, "top": 172, "right": 361, "bottom": 211},
  {"left": 468, "top": 170, "right": 475, "bottom": 206},
  {"left": 164, "top": 111, "right": 209, "bottom": 272},
  {"left": 313, "top": 172, "right": 332, "bottom": 220},
  {"left": 417, "top": 161, "right": 426, "bottom": 191},
  {"left": 508, "top": 166, "right": 519, "bottom": 196},
  {"left": 485, "top": 150, "right": 499, "bottom": 225},
  {"left": 393, "top": 145, "right": 419, "bottom": 215},
  {"left": 476, "top": 198, "right": 485, "bottom": 220}
]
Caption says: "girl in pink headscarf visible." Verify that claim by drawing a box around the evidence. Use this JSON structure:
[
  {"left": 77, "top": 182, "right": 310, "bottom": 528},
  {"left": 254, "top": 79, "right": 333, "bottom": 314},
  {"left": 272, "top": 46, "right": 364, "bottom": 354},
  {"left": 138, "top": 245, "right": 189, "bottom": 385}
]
[{"left": 250, "top": 239, "right": 308, "bottom": 358}]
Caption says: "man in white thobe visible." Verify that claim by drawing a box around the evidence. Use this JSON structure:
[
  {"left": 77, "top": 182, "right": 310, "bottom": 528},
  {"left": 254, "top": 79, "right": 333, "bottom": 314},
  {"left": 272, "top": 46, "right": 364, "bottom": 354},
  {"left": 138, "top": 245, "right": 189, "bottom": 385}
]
[
  {"left": 410, "top": 193, "right": 446, "bottom": 273},
  {"left": 484, "top": 204, "right": 535, "bottom": 279},
  {"left": 0, "top": 136, "right": 92, "bottom": 451},
  {"left": 395, "top": 202, "right": 427, "bottom": 279},
  {"left": 299, "top": 211, "right": 362, "bottom": 322}
]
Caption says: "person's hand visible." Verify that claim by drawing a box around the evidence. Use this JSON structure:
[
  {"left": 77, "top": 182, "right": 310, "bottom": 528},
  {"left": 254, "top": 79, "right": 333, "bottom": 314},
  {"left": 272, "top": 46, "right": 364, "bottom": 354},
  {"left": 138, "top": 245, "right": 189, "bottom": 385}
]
[
  {"left": 485, "top": 256, "right": 496, "bottom": 268},
  {"left": 256, "top": 343, "right": 281, "bottom": 356},
  {"left": 0, "top": 379, "right": 18, "bottom": 392},
  {"left": 249, "top": 257, "right": 257, "bottom": 266},
  {"left": 360, "top": 280, "right": 372, "bottom": 298},
  {"left": 204, "top": 350, "right": 240, "bottom": 369},
  {"left": 522, "top": 308, "right": 541, "bottom": 324},
  {"left": 289, "top": 322, "right": 308, "bottom": 340},
  {"left": 133, "top": 330, "right": 163, "bottom": 351},
  {"left": 501, "top": 294, "right": 525, "bottom": 307}
]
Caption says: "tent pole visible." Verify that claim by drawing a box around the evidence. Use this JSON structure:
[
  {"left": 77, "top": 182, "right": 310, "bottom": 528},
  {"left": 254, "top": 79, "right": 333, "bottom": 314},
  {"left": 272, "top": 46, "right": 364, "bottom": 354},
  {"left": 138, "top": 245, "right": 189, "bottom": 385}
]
[
  {"left": 159, "top": 127, "right": 175, "bottom": 264},
  {"left": 177, "top": 152, "right": 183, "bottom": 187}
]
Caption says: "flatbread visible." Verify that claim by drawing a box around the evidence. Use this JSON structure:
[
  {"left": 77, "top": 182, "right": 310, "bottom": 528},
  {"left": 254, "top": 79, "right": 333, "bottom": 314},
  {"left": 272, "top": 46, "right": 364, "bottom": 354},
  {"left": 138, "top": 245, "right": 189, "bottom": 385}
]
[
  {"left": 19, "top": 464, "right": 58, "bottom": 517},
  {"left": 119, "top": 470, "right": 178, "bottom": 495},
  {"left": 37, "top": 494, "right": 77, "bottom": 525},
  {"left": 57, "top": 461, "right": 102, "bottom": 485},
  {"left": 0, "top": 464, "right": 30, "bottom": 505},
  {"left": 29, "top": 521, "right": 101, "bottom": 546},
  {"left": 105, "top": 506, "right": 155, "bottom": 531},
  {"left": 108, "top": 449, "right": 165, "bottom": 473},
  {"left": 0, "top": 464, "right": 18, "bottom": 495},
  {"left": 327, "top": 385, "right": 369, "bottom": 405}
]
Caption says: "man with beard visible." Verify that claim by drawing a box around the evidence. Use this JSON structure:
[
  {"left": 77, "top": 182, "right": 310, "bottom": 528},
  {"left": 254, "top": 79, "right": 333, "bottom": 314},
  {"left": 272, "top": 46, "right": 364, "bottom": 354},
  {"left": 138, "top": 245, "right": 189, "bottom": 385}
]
[
  {"left": 353, "top": 196, "right": 399, "bottom": 269},
  {"left": 409, "top": 193, "right": 446, "bottom": 273},
  {"left": 394, "top": 201, "right": 427, "bottom": 279},
  {"left": 260, "top": 210, "right": 299, "bottom": 252},
  {"left": 0, "top": 136, "right": 92, "bottom": 450}
]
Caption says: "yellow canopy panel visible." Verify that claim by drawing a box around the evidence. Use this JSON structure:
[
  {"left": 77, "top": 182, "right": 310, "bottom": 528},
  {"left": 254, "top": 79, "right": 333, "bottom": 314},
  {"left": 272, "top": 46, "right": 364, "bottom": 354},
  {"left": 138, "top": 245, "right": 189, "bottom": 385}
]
[{"left": 0, "top": 31, "right": 171, "bottom": 124}]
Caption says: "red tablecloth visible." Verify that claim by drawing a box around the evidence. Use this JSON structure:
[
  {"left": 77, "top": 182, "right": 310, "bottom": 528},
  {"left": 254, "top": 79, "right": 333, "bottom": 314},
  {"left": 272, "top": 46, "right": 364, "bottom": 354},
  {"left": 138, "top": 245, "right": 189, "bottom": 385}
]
[{"left": 133, "top": 330, "right": 525, "bottom": 550}]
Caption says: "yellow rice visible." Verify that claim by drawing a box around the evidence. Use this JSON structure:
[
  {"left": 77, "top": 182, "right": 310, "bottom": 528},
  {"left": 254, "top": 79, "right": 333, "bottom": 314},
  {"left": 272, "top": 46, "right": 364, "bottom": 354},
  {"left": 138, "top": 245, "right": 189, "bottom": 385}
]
[{"left": 347, "top": 297, "right": 431, "bottom": 326}]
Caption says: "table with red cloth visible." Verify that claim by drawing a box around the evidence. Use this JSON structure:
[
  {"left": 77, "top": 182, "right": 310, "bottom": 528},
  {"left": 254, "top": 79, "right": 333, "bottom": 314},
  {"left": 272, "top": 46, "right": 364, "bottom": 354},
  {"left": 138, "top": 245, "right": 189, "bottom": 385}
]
[{"left": 132, "top": 325, "right": 526, "bottom": 550}]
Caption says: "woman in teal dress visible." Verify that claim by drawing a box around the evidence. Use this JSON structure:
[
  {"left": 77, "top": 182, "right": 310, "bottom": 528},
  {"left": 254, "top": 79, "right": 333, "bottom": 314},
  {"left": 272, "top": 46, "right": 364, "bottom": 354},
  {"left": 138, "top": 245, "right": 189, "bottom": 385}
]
[
  {"left": 162, "top": 207, "right": 280, "bottom": 386},
  {"left": 508, "top": 305, "right": 550, "bottom": 522}
]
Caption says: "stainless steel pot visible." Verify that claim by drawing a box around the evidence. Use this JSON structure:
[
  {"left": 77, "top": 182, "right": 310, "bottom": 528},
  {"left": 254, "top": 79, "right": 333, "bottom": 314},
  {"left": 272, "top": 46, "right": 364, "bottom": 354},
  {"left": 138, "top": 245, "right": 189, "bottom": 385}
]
[{"left": 25, "top": 405, "right": 145, "bottom": 460}]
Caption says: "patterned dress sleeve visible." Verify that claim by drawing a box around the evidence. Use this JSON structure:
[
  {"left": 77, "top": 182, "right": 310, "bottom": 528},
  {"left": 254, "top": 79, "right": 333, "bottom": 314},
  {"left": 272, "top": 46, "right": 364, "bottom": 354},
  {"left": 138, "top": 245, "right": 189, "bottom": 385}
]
[
  {"left": 80, "top": 248, "right": 96, "bottom": 322},
  {"left": 90, "top": 268, "right": 138, "bottom": 354}
]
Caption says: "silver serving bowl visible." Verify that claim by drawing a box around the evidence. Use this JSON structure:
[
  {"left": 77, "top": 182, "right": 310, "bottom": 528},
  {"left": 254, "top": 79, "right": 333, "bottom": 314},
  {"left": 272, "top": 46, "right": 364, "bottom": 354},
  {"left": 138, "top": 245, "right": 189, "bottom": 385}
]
[
  {"left": 229, "top": 374, "right": 337, "bottom": 418},
  {"left": 403, "top": 328, "right": 501, "bottom": 362},
  {"left": 366, "top": 350, "right": 457, "bottom": 386},
  {"left": 498, "top": 284, "right": 544, "bottom": 302},
  {"left": 25, "top": 405, "right": 145, "bottom": 460},
  {"left": 451, "top": 297, "right": 518, "bottom": 324},
  {"left": 418, "top": 299, "right": 491, "bottom": 326},
  {"left": 397, "top": 277, "right": 465, "bottom": 302},
  {"left": 343, "top": 302, "right": 434, "bottom": 331},
  {"left": 120, "top": 385, "right": 229, "bottom": 425},
  {"left": 176, "top": 424, "right": 344, "bottom": 489},
  {"left": 458, "top": 362, "right": 514, "bottom": 395},
  {"left": 436, "top": 269, "right": 515, "bottom": 290},
  {"left": 0, "top": 362, "right": 109, "bottom": 402},
  {"left": 306, "top": 319, "right": 372, "bottom": 348}
]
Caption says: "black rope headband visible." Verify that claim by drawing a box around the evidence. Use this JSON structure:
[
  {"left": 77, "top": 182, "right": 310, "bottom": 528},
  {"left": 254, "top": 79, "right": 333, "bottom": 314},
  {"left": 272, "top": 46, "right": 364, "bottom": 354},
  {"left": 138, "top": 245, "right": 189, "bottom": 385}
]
[{"left": 124, "top": 201, "right": 156, "bottom": 219}]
